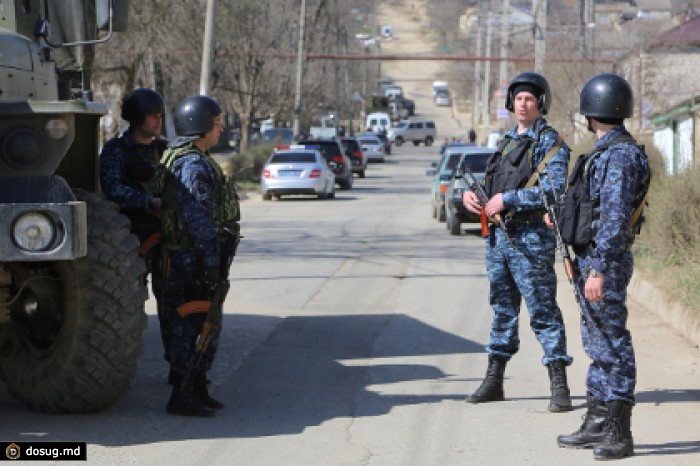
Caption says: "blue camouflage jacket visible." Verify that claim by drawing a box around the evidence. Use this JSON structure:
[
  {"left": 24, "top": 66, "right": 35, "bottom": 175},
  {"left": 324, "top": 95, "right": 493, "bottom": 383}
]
[
  {"left": 99, "top": 130, "right": 164, "bottom": 210},
  {"left": 168, "top": 146, "right": 222, "bottom": 269},
  {"left": 501, "top": 118, "right": 571, "bottom": 213},
  {"left": 579, "top": 126, "right": 650, "bottom": 275}
]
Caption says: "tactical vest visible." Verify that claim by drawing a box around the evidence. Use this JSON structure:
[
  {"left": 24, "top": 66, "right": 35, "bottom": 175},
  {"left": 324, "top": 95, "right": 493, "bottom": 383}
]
[
  {"left": 150, "top": 143, "right": 240, "bottom": 251},
  {"left": 117, "top": 137, "right": 168, "bottom": 232},
  {"left": 557, "top": 134, "right": 649, "bottom": 247},
  {"left": 483, "top": 126, "right": 555, "bottom": 199}
]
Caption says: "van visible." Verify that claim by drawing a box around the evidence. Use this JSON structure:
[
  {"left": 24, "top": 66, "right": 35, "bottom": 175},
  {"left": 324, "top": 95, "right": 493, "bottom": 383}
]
[
  {"left": 388, "top": 119, "right": 437, "bottom": 147},
  {"left": 432, "top": 80, "right": 449, "bottom": 96},
  {"left": 365, "top": 112, "right": 391, "bottom": 133}
]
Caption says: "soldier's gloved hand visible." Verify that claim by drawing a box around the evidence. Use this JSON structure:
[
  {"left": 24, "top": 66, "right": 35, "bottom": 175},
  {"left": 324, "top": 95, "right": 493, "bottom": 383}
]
[{"left": 204, "top": 267, "right": 220, "bottom": 288}]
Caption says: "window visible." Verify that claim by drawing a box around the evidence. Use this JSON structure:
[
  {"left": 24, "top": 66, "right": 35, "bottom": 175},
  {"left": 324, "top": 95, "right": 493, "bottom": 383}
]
[
  {"left": 427, "top": 122, "right": 435, "bottom": 129},
  {"left": 462, "top": 152, "right": 491, "bottom": 172},
  {"left": 270, "top": 152, "right": 317, "bottom": 163}
]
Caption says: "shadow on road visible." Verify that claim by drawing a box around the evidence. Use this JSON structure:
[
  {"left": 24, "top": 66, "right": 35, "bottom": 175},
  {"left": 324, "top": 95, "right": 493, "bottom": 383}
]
[{"left": 1, "top": 313, "right": 482, "bottom": 445}]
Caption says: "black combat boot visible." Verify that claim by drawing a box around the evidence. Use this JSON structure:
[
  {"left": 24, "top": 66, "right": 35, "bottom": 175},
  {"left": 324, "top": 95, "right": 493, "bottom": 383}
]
[
  {"left": 557, "top": 393, "right": 608, "bottom": 448},
  {"left": 466, "top": 355, "right": 507, "bottom": 403},
  {"left": 547, "top": 361, "right": 572, "bottom": 412},
  {"left": 193, "top": 372, "right": 225, "bottom": 410},
  {"left": 166, "top": 375, "right": 216, "bottom": 417},
  {"left": 593, "top": 400, "right": 633, "bottom": 460},
  {"left": 168, "top": 367, "right": 176, "bottom": 385}
]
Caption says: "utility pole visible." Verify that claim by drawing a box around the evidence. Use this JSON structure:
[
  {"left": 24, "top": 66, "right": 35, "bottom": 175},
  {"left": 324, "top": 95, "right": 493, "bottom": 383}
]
[
  {"left": 292, "top": 0, "right": 307, "bottom": 137},
  {"left": 472, "top": 4, "right": 484, "bottom": 129},
  {"left": 499, "top": 0, "right": 510, "bottom": 87},
  {"left": 532, "top": 0, "right": 547, "bottom": 74},
  {"left": 586, "top": 0, "right": 596, "bottom": 62},
  {"left": 483, "top": 9, "right": 493, "bottom": 127},
  {"left": 199, "top": 0, "right": 216, "bottom": 96}
]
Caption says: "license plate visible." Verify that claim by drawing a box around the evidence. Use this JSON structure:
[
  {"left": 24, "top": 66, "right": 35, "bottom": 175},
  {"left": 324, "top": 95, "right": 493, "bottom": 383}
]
[{"left": 279, "top": 170, "right": 302, "bottom": 177}]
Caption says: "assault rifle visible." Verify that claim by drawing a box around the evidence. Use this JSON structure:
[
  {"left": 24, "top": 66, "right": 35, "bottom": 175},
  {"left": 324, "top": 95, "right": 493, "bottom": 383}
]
[
  {"left": 181, "top": 228, "right": 240, "bottom": 392},
  {"left": 534, "top": 169, "right": 582, "bottom": 304},
  {"left": 462, "top": 163, "right": 514, "bottom": 247}
]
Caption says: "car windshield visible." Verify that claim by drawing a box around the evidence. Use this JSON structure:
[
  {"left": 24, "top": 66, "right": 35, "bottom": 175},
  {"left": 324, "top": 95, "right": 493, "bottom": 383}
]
[
  {"left": 462, "top": 152, "right": 491, "bottom": 172},
  {"left": 269, "top": 152, "right": 317, "bottom": 163},
  {"left": 341, "top": 140, "right": 359, "bottom": 151},
  {"left": 262, "top": 128, "right": 294, "bottom": 143},
  {"left": 298, "top": 141, "right": 339, "bottom": 160},
  {"left": 444, "top": 153, "right": 462, "bottom": 171}
]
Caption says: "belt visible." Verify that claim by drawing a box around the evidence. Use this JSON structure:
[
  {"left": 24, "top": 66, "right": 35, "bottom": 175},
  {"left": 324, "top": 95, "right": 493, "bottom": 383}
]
[{"left": 504, "top": 210, "right": 546, "bottom": 225}]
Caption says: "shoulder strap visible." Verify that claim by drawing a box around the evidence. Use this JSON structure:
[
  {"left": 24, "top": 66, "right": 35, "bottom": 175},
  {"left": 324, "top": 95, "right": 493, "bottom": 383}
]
[{"left": 525, "top": 135, "right": 561, "bottom": 188}]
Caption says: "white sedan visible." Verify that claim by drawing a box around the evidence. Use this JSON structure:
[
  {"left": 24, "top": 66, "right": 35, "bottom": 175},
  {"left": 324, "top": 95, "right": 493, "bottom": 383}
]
[{"left": 261, "top": 148, "right": 336, "bottom": 200}]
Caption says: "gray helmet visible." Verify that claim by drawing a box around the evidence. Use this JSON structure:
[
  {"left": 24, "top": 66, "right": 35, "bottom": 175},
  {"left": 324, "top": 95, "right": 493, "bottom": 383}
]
[
  {"left": 121, "top": 88, "right": 164, "bottom": 126},
  {"left": 580, "top": 73, "right": 633, "bottom": 119},
  {"left": 505, "top": 72, "right": 551, "bottom": 115},
  {"left": 173, "top": 95, "right": 222, "bottom": 137}
]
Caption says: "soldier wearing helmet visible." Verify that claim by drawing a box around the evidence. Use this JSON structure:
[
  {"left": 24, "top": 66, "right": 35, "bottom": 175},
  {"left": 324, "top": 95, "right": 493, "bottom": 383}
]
[
  {"left": 153, "top": 95, "right": 240, "bottom": 417},
  {"left": 556, "top": 73, "right": 650, "bottom": 460},
  {"left": 99, "top": 88, "right": 168, "bottom": 368},
  {"left": 462, "top": 71, "right": 573, "bottom": 412}
]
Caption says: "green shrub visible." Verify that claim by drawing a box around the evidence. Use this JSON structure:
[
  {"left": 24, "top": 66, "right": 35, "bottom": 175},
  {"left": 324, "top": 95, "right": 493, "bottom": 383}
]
[{"left": 223, "top": 144, "right": 274, "bottom": 185}]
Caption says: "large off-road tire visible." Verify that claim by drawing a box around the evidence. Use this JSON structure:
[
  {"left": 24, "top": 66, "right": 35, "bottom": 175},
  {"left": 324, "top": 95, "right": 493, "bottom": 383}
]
[
  {"left": 447, "top": 208, "right": 462, "bottom": 235},
  {"left": 0, "top": 190, "right": 147, "bottom": 413}
]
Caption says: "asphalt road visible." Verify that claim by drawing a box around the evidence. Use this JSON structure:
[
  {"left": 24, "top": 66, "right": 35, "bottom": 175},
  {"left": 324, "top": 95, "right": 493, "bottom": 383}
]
[{"left": 2, "top": 141, "right": 700, "bottom": 465}]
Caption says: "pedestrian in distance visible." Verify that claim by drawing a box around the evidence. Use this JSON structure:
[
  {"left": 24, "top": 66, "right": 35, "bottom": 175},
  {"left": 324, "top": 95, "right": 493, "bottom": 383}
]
[
  {"left": 462, "top": 71, "right": 574, "bottom": 412},
  {"left": 468, "top": 128, "right": 477, "bottom": 144},
  {"left": 554, "top": 73, "right": 650, "bottom": 460},
  {"left": 152, "top": 94, "right": 241, "bottom": 417},
  {"left": 99, "top": 88, "right": 170, "bottom": 370}
]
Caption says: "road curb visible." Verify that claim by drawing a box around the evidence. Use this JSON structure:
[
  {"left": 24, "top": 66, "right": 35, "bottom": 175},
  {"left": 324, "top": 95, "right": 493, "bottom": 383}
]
[{"left": 629, "top": 273, "right": 700, "bottom": 348}]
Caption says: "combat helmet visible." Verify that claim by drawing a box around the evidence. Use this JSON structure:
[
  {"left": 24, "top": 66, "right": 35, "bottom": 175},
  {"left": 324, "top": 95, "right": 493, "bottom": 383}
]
[
  {"left": 505, "top": 72, "right": 551, "bottom": 115},
  {"left": 580, "top": 73, "right": 633, "bottom": 119},
  {"left": 173, "top": 95, "right": 222, "bottom": 137},
  {"left": 121, "top": 88, "right": 165, "bottom": 126}
]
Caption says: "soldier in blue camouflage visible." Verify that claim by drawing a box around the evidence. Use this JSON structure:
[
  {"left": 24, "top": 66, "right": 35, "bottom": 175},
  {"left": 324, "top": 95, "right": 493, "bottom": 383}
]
[
  {"left": 556, "top": 74, "right": 650, "bottom": 461},
  {"left": 99, "top": 88, "right": 170, "bottom": 369},
  {"left": 462, "top": 72, "right": 573, "bottom": 412},
  {"left": 153, "top": 95, "right": 240, "bottom": 418}
]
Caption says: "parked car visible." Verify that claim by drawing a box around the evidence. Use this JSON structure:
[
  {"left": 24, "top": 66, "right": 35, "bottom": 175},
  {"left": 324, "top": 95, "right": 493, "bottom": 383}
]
[
  {"left": 362, "top": 131, "right": 392, "bottom": 154},
  {"left": 389, "top": 119, "right": 437, "bottom": 147},
  {"left": 445, "top": 147, "right": 496, "bottom": 235},
  {"left": 261, "top": 148, "right": 336, "bottom": 200},
  {"left": 428, "top": 147, "right": 467, "bottom": 222},
  {"left": 434, "top": 89, "right": 451, "bottom": 106},
  {"left": 340, "top": 137, "right": 368, "bottom": 178},
  {"left": 297, "top": 139, "right": 353, "bottom": 189},
  {"left": 432, "top": 80, "right": 449, "bottom": 96},
  {"left": 357, "top": 135, "right": 386, "bottom": 163}
]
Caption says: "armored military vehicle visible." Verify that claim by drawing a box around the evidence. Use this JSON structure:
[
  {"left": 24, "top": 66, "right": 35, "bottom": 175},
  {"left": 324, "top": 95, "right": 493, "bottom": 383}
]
[{"left": 0, "top": 0, "right": 148, "bottom": 412}]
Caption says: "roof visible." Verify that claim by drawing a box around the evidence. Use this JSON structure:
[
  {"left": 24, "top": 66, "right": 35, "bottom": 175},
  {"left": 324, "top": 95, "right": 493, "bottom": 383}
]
[{"left": 652, "top": 14, "right": 700, "bottom": 46}]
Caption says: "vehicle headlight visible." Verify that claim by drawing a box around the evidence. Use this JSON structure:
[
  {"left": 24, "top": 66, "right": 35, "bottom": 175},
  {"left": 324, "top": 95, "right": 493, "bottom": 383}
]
[
  {"left": 2, "top": 127, "right": 45, "bottom": 169},
  {"left": 12, "top": 212, "right": 56, "bottom": 251},
  {"left": 45, "top": 118, "right": 70, "bottom": 139}
]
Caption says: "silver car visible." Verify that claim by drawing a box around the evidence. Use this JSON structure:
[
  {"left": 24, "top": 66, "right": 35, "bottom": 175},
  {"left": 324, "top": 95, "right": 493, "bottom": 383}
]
[
  {"left": 261, "top": 148, "right": 336, "bottom": 200},
  {"left": 357, "top": 135, "right": 386, "bottom": 163}
]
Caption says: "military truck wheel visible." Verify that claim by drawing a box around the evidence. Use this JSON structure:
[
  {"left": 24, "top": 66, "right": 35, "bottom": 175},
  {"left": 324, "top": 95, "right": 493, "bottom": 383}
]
[{"left": 0, "top": 190, "right": 147, "bottom": 413}]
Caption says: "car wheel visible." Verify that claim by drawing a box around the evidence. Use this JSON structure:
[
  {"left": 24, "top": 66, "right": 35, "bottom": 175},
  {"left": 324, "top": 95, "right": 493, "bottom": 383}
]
[
  {"left": 438, "top": 204, "right": 446, "bottom": 222},
  {"left": 274, "top": 194, "right": 281, "bottom": 200},
  {"left": 447, "top": 208, "right": 461, "bottom": 235},
  {"left": 412, "top": 140, "right": 420, "bottom": 146},
  {"left": 432, "top": 204, "right": 437, "bottom": 219},
  {"left": 359, "top": 170, "right": 365, "bottom": 178},
  {"left": 425, "top": 136, "right": 434, "bottom": 147},
  {"left": 262, "top": 192, "right": 272, "bottom": 201},
  {"left": 395, "top": 137, "right": 404, "bottom": 147},
  {"left": 329, "top": 187, "right": 336, "bottom": 198}
]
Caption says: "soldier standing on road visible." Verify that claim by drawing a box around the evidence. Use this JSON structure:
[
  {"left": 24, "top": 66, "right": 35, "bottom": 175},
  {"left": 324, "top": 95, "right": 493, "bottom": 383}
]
[
  {"left": 462, "top": 72, "right": 573, "bottom": 412},
  {"left": 153, "top": 95, "right": 240, "bottom": 417},
  {"left": 555, "top": 74, "right": 650, "bottom": 460},
  {"left": 99, "top": 88, "right": 170, "bottom": 371}
]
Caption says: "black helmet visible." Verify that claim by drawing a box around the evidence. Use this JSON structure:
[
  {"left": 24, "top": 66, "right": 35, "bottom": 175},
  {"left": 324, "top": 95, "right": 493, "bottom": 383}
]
[
  {"left": 121, "top": 88, "right": 164, "bottom": 126},
  {"left": 580, "top": 73, "right": 633, "bottom": 119},
  {"left": 505, "top": 72, "right": 551, "bottom": 115},
  {"left": 173, "top": 95, "right": 222, "bottom": 136}
]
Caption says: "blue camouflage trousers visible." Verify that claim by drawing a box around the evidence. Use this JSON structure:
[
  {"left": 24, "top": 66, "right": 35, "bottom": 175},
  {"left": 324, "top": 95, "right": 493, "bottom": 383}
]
[
  {"left": 575, "top": 251, "right": 636, "bottom": 404},
  {"left": 485, "top": 223, "right": 572, "bottom": 366},
  {"left": 161, "top": 250, "right": 221, "bottom": 377}
]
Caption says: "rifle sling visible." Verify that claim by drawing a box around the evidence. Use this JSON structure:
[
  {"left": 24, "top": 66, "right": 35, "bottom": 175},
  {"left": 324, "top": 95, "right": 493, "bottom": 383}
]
[{"left": 525, "top": 136, "right": 561, "bottom": 189}]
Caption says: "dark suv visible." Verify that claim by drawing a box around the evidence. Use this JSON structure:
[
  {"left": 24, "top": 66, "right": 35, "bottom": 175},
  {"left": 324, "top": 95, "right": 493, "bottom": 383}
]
[
  {"left": 340, "top": 137, "right": 368, "bottom": 178},
  {"left": 445, "top": 147, "right": 496, "bottom": 235},
  {"left": 297, "top": 139, "right": 354, "bottom": 189}
]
